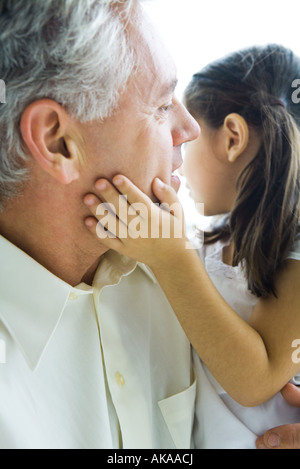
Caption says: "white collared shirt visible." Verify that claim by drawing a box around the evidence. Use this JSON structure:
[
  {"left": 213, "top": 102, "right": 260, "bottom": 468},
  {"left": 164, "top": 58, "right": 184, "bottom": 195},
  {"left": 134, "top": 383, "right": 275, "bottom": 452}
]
[{"left": 0, "top": 235, "right": 196, "bottom": 449}]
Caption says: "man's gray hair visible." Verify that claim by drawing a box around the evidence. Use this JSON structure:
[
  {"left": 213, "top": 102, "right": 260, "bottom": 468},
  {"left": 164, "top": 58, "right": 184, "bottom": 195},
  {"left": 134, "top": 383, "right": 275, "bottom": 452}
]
[{"left": 0, "top": 0, "right": 138, "bottom": 206}]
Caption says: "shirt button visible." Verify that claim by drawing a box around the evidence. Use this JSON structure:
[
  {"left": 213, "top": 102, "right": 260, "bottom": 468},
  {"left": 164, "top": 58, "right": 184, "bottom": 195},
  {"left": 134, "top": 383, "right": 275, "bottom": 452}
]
[
  {"left": 69, "top": 292, "right": 79, "bottom": 301},
  {"left": 115, "top": 372, "right": 125, "bottom": 387}
]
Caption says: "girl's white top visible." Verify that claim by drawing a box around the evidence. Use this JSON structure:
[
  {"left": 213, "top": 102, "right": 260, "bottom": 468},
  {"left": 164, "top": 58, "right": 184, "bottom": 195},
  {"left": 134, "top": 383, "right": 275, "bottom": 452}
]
[{"left": 197, "top": 233, "right": 300, "bottom": 439}]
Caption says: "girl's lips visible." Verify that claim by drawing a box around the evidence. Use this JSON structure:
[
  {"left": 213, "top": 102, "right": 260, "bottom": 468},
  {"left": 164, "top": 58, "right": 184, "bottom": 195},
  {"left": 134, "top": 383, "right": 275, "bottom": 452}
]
[{"left": 171, "top": 174, "right": 181, "bottom": 193}]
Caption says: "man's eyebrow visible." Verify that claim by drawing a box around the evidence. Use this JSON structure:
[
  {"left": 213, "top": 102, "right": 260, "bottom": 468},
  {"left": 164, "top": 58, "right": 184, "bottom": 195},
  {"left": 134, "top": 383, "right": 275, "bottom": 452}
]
[{"left": 159, "top": 79, "right": 178, "bottom": 99}]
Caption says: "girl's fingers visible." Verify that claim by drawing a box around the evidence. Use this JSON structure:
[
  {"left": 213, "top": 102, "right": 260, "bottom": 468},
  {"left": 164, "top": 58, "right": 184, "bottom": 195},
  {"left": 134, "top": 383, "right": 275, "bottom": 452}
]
[
  {"left": 84, "top": 187, "right": 131, "bottom": 227},
  {"left": 113, "top": 175, "right": 180, "bottom": 212},
  {"left": 85, "top": 216, "right": 125, "bottom": 251},
  {"left": 84, "top": 194, "right": 130, "bottom": 239},
  {"left": 87, "top": 177, "right": 151, "bottom": 225},
  {"left": 94, "top": 179, "right": 133, "bottom": 223},
  {"left": 83, "top": 176, "right": 185, "bottom": 245},
  {"left": 84, "top": 194, "right": 103, "bottom": 216},
  {"left": 112, "top": 175, "right": 152, "bottom": 207},
  {"left": 152, "top": 178, "right": 182, "bottom": 214}
]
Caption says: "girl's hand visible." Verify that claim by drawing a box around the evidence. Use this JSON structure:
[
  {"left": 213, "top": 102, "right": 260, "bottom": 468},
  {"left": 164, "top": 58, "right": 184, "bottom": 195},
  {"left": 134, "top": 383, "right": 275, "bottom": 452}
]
[{"left": 83, "top": 175, "right": 190, "bottom": 268}]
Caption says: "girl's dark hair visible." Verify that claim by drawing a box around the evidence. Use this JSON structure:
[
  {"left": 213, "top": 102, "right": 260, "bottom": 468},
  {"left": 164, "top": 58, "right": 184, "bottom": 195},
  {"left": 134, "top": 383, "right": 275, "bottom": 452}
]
[{"left": 184, "top": 44, "right": 300, "bottom": 298}]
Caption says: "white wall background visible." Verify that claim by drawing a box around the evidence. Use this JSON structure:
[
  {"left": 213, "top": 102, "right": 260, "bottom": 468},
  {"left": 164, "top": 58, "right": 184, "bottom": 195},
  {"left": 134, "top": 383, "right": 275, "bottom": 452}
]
[{"left": 143, "top": 0, "right": 300, "bottom": 230}]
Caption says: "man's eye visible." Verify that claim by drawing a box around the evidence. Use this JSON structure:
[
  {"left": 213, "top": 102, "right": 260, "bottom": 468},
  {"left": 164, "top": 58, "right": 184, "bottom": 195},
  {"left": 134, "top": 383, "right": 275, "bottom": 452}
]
[{"left": 159, "top": 103, "right": 173, "bottom": 113}]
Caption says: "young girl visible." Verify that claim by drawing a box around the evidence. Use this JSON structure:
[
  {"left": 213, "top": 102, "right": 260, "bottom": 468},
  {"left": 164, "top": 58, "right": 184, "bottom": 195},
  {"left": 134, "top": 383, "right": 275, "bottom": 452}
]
[{"left": 84, "top": 44, "right": 300, "bottom": 439}]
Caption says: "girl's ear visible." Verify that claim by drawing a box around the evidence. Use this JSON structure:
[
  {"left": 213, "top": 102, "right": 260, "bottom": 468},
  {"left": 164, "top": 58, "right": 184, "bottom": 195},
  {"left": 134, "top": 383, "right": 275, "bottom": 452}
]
[
  {"left": 223, "top": 113, "right": 249, "bottom": 163},
  {"left": 20, "top": 99, "right": 80, "bottom": 184}
]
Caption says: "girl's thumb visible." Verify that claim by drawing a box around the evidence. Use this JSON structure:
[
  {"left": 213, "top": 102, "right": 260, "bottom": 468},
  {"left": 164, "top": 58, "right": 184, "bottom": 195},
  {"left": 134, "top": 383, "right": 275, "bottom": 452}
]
[{"left": 152, "top": 178, "right": 179, "bottom": 206}]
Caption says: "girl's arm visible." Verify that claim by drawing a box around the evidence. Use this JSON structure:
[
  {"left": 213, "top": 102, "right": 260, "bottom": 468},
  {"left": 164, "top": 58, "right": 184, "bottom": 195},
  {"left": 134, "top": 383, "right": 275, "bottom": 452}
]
[{"left": 84, "top": 175, "right": 300, "bottom": 407}]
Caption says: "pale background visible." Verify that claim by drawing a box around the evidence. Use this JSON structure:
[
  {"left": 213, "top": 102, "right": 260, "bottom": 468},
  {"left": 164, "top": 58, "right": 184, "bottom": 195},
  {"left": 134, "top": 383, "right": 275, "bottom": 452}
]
[{"left": 143, "top": 0, "right": 300, "bottom": 231}]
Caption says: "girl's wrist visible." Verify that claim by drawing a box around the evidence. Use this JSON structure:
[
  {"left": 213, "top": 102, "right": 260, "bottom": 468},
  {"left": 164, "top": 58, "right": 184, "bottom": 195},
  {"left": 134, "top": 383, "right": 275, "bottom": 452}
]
[{"left": 150, "top": 241, "right": 199, "bottom": 277}]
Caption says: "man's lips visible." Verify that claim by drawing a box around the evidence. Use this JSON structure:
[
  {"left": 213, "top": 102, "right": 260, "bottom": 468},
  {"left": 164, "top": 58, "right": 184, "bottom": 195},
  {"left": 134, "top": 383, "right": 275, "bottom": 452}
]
[
  {"left": 171, "top": 173, "right": 181, "bottom": 193},
  {"left": 171, "top": 150, "right": 183, "bottom": 194}
]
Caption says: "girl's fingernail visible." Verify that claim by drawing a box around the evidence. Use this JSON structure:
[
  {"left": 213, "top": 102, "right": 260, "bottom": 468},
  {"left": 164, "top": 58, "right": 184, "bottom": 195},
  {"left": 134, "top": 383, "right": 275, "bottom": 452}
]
[
  {"left": 155, "top": 178, "right": 165, "bottom": 189},
  {"left": 85, "top": 218, "right": 96, "bottom": 227},
  {"left": 96, "top": 180, "right": 107, "bottom": 191},
  {"left": 113, "top": 176, "right": 123, "bottom": 186},
  {"left": 84, "top": 196, "right": 96, "bottom": 206}
]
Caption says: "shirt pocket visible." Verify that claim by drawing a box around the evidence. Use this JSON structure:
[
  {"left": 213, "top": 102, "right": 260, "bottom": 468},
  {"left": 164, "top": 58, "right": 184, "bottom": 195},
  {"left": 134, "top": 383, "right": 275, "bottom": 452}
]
[{"left": 158, "top": 379, "right": 196, "bottom": 449}]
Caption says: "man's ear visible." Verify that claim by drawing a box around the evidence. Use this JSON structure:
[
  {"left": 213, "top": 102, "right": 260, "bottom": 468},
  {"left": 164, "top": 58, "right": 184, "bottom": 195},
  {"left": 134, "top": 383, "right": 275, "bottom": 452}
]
[
  {"left": 20, "top": 99, "right": 80, "bottom": 184},
  {"left": 223, "top": 113, "right": 249, "bottom": 163}
]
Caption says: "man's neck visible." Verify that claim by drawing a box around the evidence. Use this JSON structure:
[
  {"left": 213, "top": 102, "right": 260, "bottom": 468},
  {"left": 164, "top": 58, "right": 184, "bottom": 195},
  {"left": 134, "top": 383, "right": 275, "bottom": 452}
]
[{"left": 0, "top": 190, "right": 108, "bottom": 287}]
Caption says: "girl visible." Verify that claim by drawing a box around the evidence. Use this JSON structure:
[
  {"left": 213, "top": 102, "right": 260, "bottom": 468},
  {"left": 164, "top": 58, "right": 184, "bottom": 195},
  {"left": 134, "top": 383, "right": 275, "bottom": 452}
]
[{"left": 84, "top": 44, "right": 300, "bottom": 438}]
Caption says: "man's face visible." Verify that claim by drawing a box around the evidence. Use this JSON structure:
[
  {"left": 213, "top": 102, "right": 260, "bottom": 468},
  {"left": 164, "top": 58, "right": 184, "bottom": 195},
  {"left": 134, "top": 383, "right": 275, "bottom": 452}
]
[{"left": 75, "top": 9, "right": 200, "bottom": 201}]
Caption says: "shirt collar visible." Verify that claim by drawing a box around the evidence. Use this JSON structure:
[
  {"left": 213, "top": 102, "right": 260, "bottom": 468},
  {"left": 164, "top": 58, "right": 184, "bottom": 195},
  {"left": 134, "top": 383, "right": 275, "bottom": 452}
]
[
  {"left": 0, "top": 236, "right": 156, "bottom": 370},
  {"left": 137, "top": 262, "right": 157, "bottom": 284},
  {"left": 92, "top": 250, "right": 157, "bottom": 292},
  {"left": 0, "top": 236, "right": 72, "bottom": 370}
]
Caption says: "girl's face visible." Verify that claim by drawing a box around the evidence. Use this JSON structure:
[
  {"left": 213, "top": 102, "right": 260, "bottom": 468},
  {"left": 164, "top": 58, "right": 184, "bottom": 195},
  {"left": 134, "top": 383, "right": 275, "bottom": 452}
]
[{"left": 182, "top": 117, "right": 258, "bottom": 216}]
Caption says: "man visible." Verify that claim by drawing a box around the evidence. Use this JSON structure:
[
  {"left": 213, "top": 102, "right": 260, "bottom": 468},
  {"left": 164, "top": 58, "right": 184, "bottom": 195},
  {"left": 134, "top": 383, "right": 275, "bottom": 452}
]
[
  {"left": 0, "top": 0, "right": 298, "bottom": 449},
  {"left": 0, "top": 0, "right": 201, "bottom": 449}
]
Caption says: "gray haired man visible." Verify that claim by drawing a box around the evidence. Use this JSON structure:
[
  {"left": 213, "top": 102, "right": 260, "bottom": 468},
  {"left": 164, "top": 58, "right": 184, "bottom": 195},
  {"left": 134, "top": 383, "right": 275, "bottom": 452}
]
[{"left": 0, "top": 0, "right": 200, "bottom": 449}]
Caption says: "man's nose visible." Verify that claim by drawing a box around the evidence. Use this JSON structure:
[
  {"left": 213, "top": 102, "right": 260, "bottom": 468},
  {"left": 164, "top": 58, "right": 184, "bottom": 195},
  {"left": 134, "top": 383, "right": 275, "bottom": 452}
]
[{"left": 172, "top": 102, "right": 200, "bottom": 147}]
